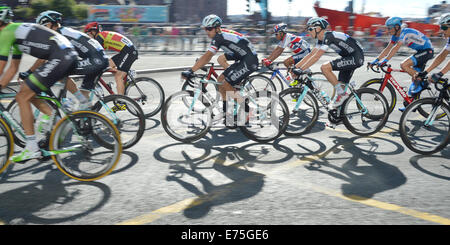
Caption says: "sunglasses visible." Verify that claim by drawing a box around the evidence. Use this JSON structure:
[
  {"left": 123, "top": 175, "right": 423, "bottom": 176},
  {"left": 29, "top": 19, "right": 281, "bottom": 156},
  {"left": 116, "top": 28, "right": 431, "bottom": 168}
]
[
  {"left": 441, "top": 25, "right": 448, "bottom": 31},
  {"left": 307, "top": 27, "right": 314, "bottom": 31},
  {"left": 204, "top": 27, "right": 215, "bottom": 31}
]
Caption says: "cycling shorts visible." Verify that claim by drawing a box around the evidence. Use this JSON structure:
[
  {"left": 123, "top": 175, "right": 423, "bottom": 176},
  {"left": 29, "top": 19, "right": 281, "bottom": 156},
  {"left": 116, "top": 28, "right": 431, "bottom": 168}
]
[
  {"left": 223, "top": 54, "right": 259, "bottom": 86},
  {"left": 25, "top": 49, "right": 78, "bottom": 94},
  {"left": 330, "top": 51, "right": 365, "bottom": 83},
  {"left": 70, "top": 53, "right": 109, "bottom": 90},
  {"left": 111, "top": 45, "right": 138, "bottom": 73},
  {"left": 409, "top": 49, "right": 434, "bottom": 72}
]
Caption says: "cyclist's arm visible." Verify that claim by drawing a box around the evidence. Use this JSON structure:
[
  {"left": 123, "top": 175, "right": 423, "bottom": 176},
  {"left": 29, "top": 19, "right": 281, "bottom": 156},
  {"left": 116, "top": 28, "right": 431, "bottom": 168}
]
[
  {"left": 0, "top": 58, "right": 21, "bottom": 88},
  {"left": 296, "top": 48, "right": 325, "bottom": 71},
  {"left": 191, "top": 50, "right": 214, "bottom": 72},
  {"left": 376, "top": 41, "right": 395, "bottom": 60},
  {"left": 424, "top": 49, "right": 449, "bottom": 74},
  {"left": 29, "top": 59, "right": 46, "bottom": 72},
  {"left": 439, "top": 60, "right": 450, "bottom": 74},
  {"left": 294, "top": 48, "right": 318, "bottom": 69},
  {"left": 266, "top": 46, "right": 284, "bottom": 61},
  {"left": 384, "top": 41, "right": 402, "bottom": 61}
]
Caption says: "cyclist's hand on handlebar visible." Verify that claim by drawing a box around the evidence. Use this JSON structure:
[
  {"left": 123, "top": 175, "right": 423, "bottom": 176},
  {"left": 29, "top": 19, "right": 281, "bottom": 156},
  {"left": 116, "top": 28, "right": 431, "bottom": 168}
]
[
  {"left": 430, "top": 72, "right": 443, "bottom": 83},
  {"left": 378, "top": 59, "right": 389, "bottom": 67},
  {"left": 415, "top": 71, "right": 428, "bottom": 81},
  {"left": 261, "top": 58, "right": 272, "bottom": 67},
  {"left": 292, "top": 68, "right": 304, "bottom": 76},
  {"left": 369, "top": 58, "right": 379, "bottom": 66},
  {"left": 181, "top": 69, "right": 195, "bottom": 79}
]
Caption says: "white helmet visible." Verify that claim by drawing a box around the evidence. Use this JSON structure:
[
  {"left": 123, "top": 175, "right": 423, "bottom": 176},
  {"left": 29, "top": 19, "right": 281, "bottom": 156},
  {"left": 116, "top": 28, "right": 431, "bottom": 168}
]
[
  {"left": 202, "top": 14, "right": 222, "bottom": 28},
  {"left": 0, "top": 6, "right": 13, "bottom": 24},
  {"left": 438, "top": 13, "right": 450, "bottom": 25}
]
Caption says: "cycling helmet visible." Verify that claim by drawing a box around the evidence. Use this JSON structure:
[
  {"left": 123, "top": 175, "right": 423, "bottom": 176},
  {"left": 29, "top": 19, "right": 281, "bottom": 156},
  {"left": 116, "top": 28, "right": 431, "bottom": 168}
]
[
  {"left": 307, "top": 17, "right": 329, "bottom": 29},
  {"left": 0, "top": 6, "right": 13, "bottom": 24},
  {"left": 84, "top": 22, "right": 101, "bottom": 33},
  {"left": 438, "top": 13, "right": 450, "bottom": 25},
  {"left": 36, "top": 10, "right": 62, "bottom": 25},
  {"left": 201, "top": 14, "right": 222, "bottom": 28},
  {"left": 385, "top": 17, "right": 402, "bottom": 28},
  {"left": 273, "top": 23, "right": 288, "bottom": 33}
]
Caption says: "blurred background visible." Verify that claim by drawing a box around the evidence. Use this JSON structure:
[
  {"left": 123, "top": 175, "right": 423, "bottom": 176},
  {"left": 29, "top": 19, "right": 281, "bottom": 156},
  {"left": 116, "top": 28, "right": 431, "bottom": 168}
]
[{"left": 2, "top": 0, "right": 450, "bottom": 55}]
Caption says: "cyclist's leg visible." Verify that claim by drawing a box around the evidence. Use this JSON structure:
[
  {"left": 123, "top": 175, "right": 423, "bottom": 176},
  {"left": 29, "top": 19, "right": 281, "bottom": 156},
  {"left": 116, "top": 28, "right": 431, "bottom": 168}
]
[
  {"left": 111, "top": 47, "right": 138, "bottom": 95},
  {"left": 404, "top": 49, "right": 434, "bottom": 95}
]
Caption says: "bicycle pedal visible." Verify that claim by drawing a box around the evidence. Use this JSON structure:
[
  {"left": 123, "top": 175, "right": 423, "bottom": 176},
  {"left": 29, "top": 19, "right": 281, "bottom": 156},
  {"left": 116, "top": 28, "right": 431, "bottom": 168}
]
[
  {"left": 111, "top": 104, "right": 127, "bottom": 112},
  {"left": 326, "top": 122, "right": 337, "bottom": 129}
]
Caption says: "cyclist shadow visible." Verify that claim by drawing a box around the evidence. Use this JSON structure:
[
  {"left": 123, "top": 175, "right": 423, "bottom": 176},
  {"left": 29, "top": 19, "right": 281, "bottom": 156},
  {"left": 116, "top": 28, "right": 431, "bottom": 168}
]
[
  {"left": 144, "top": 117, "right": 161, "bottom": 131},
  {"left": 303, "top": 135, "right": 407, "bottom": 200},
  {"left": 409, "top": 148, "right": 450, "bottom": 181},
  {"left": 0, "top": 167, "right": 111, "bottom": 224}
]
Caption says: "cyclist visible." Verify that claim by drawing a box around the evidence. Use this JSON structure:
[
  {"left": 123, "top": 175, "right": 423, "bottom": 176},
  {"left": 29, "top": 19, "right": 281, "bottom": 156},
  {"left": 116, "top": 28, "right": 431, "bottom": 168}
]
[
  {"left": 370, "top": 17, "right": 434, "bottom": 111},
  {"left": 84, "top": 21, "right": 138, "bottom": 95},
  {"left": 0, "top": 7, "right": 78, "bottom": 162},
  {"left": 216, "top": 29, "right": 246, "bottom": 69},
  {"left": 261, "top": 23, "right": 311, "bottom": 83},
  {"left": 415, "top": 13, "right": 450, "bottom": 84},
  {"left": 181, "top": 14, "right": 258, "bottom": 125},
  {"left": 24, "top": 10, "right": 109, "bottom": 110},
  {"left": 294, "top": 17, "right": 365, "bottom": 110}
]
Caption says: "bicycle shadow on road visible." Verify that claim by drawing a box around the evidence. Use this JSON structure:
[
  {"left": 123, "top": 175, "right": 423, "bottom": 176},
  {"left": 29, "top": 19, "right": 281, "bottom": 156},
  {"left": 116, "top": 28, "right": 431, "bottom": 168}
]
[
  {"left": 409, "top": 147, "right": 450, "bottom": 181},
  {"left": 303, "top": 135, "right": 407, "bottom": 200},
  {"left": 0, "top": 168, "right": 111, "bottom": 225}
]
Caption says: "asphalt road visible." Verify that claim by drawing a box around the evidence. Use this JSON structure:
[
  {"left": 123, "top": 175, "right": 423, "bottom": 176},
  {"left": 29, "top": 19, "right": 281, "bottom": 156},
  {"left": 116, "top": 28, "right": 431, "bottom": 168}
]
[{"left": 0, "top": 53, "right": 449, "bottom": 227}]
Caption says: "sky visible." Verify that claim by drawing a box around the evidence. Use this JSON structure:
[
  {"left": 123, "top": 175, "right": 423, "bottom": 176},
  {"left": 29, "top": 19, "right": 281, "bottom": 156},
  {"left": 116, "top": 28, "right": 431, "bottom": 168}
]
[{"left": 227, "top": 0, "right": 446, "bottom": 18}]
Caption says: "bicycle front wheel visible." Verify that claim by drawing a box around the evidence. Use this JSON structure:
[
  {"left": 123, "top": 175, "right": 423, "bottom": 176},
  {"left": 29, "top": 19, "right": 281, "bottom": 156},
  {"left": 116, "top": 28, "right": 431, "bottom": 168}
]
[
  {"left": 360, "top": 78, "right": 397, "bottom": 114},
  {"left": 125, "top": 77, "right": 165, "bottom": 118},
  {"left": 0, "top": 118, "right": 14, "bottom": 175},
  {"left": 92, "top": 94, "right": 146, "bottom": 149},
  {"left": 161, "top": 91, "right": 212, "bottom": 143},
  {"left": 399, "top": 98, "right": 450, "bottom": 155},
  {"left": 49, "top": 111, "right": 122, "bottom": 181},
  {"left": 342, "top": 87, "right": 389, "bottom": 136}
]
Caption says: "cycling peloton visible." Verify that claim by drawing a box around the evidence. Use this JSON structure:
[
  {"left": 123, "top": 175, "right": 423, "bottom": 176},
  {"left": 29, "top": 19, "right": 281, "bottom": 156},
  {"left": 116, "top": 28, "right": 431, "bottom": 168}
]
[
  {"left": 25, "top": 10, "right": 109, "bottom": 110},
  {"left": 84, "top": 21, "right": 138, "bottom": 95},
  {"left": 0, "top": 7, "right": 78, "bottom": 162},
  {"left": 415, "top": 13, "right": 450, "bottom": 84},
  {"left": 261, "top": 22, "right": 311, "bottom": 83},
  {"left": 293, "top": 17, "right": 365, "bottom": 110},
  {"left": 181, "top": 14, "right": 259, "bottom": 126},
  {"left": 370, "top": 16, "right": 434, "bottom": 111}
]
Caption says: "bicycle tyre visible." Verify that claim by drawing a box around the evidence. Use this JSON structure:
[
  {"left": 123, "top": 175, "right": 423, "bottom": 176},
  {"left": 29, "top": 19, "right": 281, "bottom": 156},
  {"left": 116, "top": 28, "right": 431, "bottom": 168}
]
[
  {"left": 360, "top": 78, "right": 397, "bottom": 114},
  {"left": 399, "top": 98, "right": 450, "bottom": 155},
  {"left": 49, "top": 111, "right": 122, "bottom": 181},
  {"left": 125, "top": 76, "right": 165, "bottom": 118},
  {"left": 92, "top": 94, "right": 146, "bottom": 149},
  {"left": 243, "top": 74, "right": 277, "bottom": 94},
  {"left": 0, "top": 117, "right": 15, "bottom": 175},
  {"left": 342, "top": 87, "right": 389, "bottom": 136},
  {"left": 161, "top": 90, "right": 212, "bottom": 143},
  {"left": 279, "top": 87, "right": 319, "bottom": 136}
]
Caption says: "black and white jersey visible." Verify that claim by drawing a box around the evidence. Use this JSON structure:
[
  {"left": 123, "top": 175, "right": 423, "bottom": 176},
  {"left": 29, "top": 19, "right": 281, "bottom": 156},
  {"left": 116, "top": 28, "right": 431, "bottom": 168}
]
[
  {"left": 207, "top": 29, "right": 257, "bottom": 60},
  {"left": 316, "top": 31, "right": 364, "bottom": 57},
  {"left": 58, "top": 27, "right": 106, "bottom": 59}
]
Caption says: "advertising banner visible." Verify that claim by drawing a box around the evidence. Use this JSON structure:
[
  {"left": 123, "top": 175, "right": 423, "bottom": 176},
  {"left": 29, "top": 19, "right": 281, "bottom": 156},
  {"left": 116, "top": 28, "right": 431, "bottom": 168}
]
[{"left": 88, "top": 5, "right": 168, "bottom": 23}]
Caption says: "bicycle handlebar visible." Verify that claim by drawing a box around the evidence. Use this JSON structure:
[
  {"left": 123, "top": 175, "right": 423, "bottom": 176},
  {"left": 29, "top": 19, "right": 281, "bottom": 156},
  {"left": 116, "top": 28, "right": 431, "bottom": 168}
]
[
  {"left": 435, "top": 78, "right": 449, "bottom": 92},
  {"left": 367, "top": 62, "right": 381, "bottom": 73}
]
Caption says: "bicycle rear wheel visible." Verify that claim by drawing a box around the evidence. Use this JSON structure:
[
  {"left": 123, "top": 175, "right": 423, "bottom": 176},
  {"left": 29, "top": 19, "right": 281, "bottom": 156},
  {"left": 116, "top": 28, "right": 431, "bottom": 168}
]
[
  {"left": 0, "top": 118, "right": 14, "bottom": 175},
  {"left": 239, "top": 91, "right": 289, "bottom": 143},
  {"left": 125, "top": 77, "right": 165, "bottom": 118},
  {"left": 342, "top": 87, "right": 389, "bottom": 136},
  {"left": 161, "top": 91, "right": 212, "bottom": 143},
  {"left": 92, "top": 94, "right": 146, "bottom": 149},
  {"left": 49, "top": 111, "right": 122, "bottom": 181},
  {"left": 279, "top": 87, "right": 319, "bottom": 136},
  {"left": 242, "top": 74, "right": 277, "bottom": 94},
  {"left": 399, "top": 98, "right": 450, "bottom": 155}
]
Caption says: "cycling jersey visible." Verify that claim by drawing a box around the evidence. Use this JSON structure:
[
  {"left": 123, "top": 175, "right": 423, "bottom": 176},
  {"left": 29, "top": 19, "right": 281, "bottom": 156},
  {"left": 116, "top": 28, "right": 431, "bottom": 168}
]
[
  {"left": 208, "top": 30, "right": 257, "bottom": 60},
  {"left": 391, "top": 28, "right": 433, "bottom": 51},
  {"left": 58, "top": 27, "right": 109, "bottom": 90},
  {"left": 0, "top": 22, "right": 73, "bottom": 61},
  {"left": 445, "top": 38, "right": 450, "bottom": 52},
  {"left": 0, "top": 22, "right": 77, "bottom": 94},
  {"left": 316, "top": 31, "right": 365, "bottom": 83},
  {"left": 278, "top": 33, "right": 310, "bottom": 55},
  {"left": 95, "top": 31, "right": 134, "bottom": 52}
]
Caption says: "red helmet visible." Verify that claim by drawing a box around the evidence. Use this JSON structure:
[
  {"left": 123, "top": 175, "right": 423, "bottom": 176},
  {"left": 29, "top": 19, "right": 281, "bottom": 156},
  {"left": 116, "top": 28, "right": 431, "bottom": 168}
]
[{"left": 84, "top": 22, "right": 101, "bottom": 33}]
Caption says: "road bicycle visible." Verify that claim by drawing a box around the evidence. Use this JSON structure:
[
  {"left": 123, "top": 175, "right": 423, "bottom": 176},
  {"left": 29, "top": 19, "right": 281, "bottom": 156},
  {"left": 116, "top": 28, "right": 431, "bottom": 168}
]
[
  {"left": 279, "top": 70, "right": 390, "bottom": 137},
  {"left": 399, "top": 78, "right": 450, "bottom": 155},
  {"left": 8, "top": 70, "right": 146, "bottom": 149},
  {"left": 162, "top": 74, "right": 289, "bottom": 143},
  {"left": 0, "top": 82, "right": 123, "bottom": 181},
  {"left": 362, "top": 63, "right": 440, "bottom": 116},
  {"left": 82, "top": 68, "right": 165, "bottom": 118}
]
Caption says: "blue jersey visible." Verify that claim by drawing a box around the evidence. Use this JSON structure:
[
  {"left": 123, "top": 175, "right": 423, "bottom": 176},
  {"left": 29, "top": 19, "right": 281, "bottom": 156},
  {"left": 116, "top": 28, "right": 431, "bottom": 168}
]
[{"left": 391, "top": 28, "right": 433, "bottom": 51}]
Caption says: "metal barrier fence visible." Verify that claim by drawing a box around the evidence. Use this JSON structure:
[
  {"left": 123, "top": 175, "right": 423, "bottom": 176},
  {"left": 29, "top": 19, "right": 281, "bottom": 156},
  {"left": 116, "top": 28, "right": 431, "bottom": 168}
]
[{"left": 129, "top": 34, "right": 448, "bottom": 55}]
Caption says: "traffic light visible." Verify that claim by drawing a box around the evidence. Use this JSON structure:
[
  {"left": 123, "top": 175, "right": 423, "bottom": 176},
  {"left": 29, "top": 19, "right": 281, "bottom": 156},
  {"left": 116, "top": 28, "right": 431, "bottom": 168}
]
[{"left": 246, "top": 0, "right": 250, "bottom": 13}]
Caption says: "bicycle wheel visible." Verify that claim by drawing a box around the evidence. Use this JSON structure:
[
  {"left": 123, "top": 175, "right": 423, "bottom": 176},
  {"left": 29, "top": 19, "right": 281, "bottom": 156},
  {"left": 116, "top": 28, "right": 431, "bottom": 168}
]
[
  {"left": 49, "top": 111, "right": 122, "bottom": 181},
  {"left": 360, "top": 78, "right": 397, "bottom": 114},
  {"left": 6, "top": 99, "right": 38, "bottom": 148},
  {"left": 92, "top": 94, "right": 146, "bottom": 149},
  {"left": 181, "top": 75, "right": 221, "bottom": 113},
  {"left": 125, "top": 77, "right": 165, "bottom": 118},
  {"left": 239, "top": 91, "right": 289, "bottom": 143},
  {"left": 416, "top": 80, "right": 450, "bottom": 119},
  {"left": 241, "top": 74, "right": 277, "bottom": 94},
  {"left": 0, "top": 118, "right": 14, "bottom": 175},
  {"left": 279, "top": 87, "right": 319, "bottom": 136},
  {"left": 342, "top": 87, "right": 389, "bottom": 136},
  {"left": 1, "top": 86, "right": 17, "bottom": 108},
  {"left": 399, "top": 98, "right": 450, "bottom": 155},
  {"left": 161, "top": 90, "right": 212, "bottom": 143}
]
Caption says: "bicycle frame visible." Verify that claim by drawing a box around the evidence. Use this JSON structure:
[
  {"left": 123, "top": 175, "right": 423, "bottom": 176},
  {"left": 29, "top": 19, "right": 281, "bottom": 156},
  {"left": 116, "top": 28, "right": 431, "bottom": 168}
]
[{"left": 375, "top": 65, "right": 414, "bottom": 104}]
